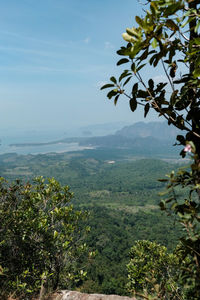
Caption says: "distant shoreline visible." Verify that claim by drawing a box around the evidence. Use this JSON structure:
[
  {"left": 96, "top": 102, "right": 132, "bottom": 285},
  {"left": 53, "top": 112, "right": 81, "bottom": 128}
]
[
  {"left": 10, "top": 141, "right": 66, "bottom": 147},
  {"left": 9, "top": 137, "right": 86, "bottom": 148}
]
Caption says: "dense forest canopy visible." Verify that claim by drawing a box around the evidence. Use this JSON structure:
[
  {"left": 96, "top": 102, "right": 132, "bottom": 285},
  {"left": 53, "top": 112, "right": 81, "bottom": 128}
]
[{"left": 0, "top": 149, "right": 181, "bottom": 297}]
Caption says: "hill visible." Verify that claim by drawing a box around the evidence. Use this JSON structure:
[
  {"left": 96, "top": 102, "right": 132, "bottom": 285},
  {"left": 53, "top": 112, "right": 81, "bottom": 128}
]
[
  {"left": 79, "top": 121, "right": 181, "bottom": 156},
  {"left": 0, "top": 151, "right": 183, "bottom": 294},
  {"left": 6, "top": 121, "right": 181, "bottom": 158},
  {"left": 116, "top": 121, "right": 179, "bottom": 140}
]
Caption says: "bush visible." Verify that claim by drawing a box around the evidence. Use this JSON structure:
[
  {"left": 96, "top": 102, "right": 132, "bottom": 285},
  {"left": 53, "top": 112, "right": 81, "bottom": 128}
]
[
  {"left": 0, "top": 177, "right": 88, "bottom": 299},
  {"left": 127, "top": 240, "right": 183, "bottom": 299}
]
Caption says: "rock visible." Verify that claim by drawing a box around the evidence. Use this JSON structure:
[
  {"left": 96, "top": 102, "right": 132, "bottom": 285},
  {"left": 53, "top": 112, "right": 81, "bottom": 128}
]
[{"left": 46, "top": 290, "right": 136, "bottom": 300}]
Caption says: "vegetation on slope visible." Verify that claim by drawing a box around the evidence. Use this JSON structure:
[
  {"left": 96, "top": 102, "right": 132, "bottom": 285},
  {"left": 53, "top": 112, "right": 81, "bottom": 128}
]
[{"left": 0, "top": 152, "right": 182, "bottom": 296}]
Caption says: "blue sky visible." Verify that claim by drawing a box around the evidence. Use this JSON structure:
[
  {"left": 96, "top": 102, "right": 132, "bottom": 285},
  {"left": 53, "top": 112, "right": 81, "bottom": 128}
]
[{"left": 0, "top": 0, "right": 159, "bottom": 132}]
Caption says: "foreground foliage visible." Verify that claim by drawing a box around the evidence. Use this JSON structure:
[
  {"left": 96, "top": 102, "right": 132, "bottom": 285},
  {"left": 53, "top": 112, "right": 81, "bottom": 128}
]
[
  {"left": 0, "top": 154, "right": 181, "bottom": 296},
  {"left": 127, "top": 240, "right": 185, "bottom": 299},
  {"left": 0, "top": 177, "right": 88, "bottom": 299},
  {"left": 102, "top": 0, "right": 200, "bottom": 298}
]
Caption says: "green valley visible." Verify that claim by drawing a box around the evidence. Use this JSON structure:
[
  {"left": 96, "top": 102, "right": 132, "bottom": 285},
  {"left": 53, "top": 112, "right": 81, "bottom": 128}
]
[{"left": 0, "top": 148, "right": 183, "bottom": 295}]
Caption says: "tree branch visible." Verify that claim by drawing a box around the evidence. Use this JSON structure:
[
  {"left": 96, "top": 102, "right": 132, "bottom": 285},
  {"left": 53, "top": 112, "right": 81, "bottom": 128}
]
[
  {"left": 161, "top": 59, "right": 174, "bottom": 92},
  {"left": 135, "top": 72, "right": 200, "bottom": 139}
]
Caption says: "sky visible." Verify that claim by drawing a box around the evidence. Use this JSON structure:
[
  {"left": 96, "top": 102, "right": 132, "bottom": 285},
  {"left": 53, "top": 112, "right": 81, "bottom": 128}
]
[{"left": 0, "top": 0, "right": 160, "bottom": 133}]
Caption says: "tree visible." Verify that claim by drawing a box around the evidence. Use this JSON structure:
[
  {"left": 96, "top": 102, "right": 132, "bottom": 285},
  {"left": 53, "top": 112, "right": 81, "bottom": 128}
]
[
  {"left": 101, "top": 0, "right": 200, "bottom": 298},
  {"left": 0, "top": 177, "right": 88, "bottom": 299},
  {"left": 127, "top": 240, "right": 183, "bottom": 299}
]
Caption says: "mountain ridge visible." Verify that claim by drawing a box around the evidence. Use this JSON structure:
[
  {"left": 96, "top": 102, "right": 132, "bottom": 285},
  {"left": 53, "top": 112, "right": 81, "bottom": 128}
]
[
  {"left": 116, "top": 121, "right": 179, "bottom": 140},
  {"left": 78, "top": 121, "right": 181, "bottom": 156}
]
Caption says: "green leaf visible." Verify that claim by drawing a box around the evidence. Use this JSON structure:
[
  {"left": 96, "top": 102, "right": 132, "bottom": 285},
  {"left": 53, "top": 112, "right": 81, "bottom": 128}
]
[
  {"left": 123, "top": 76, "right": 132, "bottom": 86},
  {"left": 129, "top": 43, "right": 143, "bottom": 59},
  {"left": 153, "top": 53, "right": 161, "bottom": 67},
  {"left": 151, "top": 1, "right": 159, "bottom": 10},
  {"left": 158, "top": 179, "right": 168, "bottom": 182},
  {"left": 149, "top": 54, "right": 157, "bottom": 66},
  {"left": 148, "top": 79, "right": 154, "bottom": 90},
  {"left": 195, "top": 20, "right": 200, "bottom": 33},
  {"left": 155, "top": 82, "right": 168, "bottom": 93},
  {"left": 176, "top": 135, "right": 185, "bottom": 144},
  {"left": 136, "top": 63, "right": 146, "bottom": 72},
  {"left": 107, "top": 90, "right": 118, "bottom": 99},
  {"left": 135, "top": 16, "right": 144, "bottom": 27},
  {"left": 165, "top": 19, "right": 179, "bottom": 31},
  {"left": 138, "top": 49, "right": 149, "bottom": 60},
  {"left": 170, "top": 90, "right": 178, "bottom": 105},
  {"left": 132, "top": 83, "right": 138, "bottom": 96},
  {"left": 54, "top": 230, "right": 58, "bottom": 238},
  {"left": 122, "top": 33, "right": 136, "bottom": 43},
  {"left": 129, "top": 98, "right": 137, "bottom": 112},
  {"left": 117, "top": 46, "right": 132, "bottom": 56},
  {"left": 150, "top": 2, "right": 157, "bottom": 15},
  {"left": 100, "top": 83, "right": 115, "bottom": 90},
  {"left": 119, "top": 70, "right": 131, "bottom": 82},
  {"left": 131, "top": 62, "right": 136, "bottom": 73},
  {"left": 117, "top": 58, "right": 130, "bottom": 66},
  {"left": 193, "top": 68, "right": 200, "bottom": 78},
  {"left": 144, "top": 103, "right": 150, "bottom": 118},
  {"left": 110, "top": 76, "right": 117, "bottom": 84},
  {"left": 173, "top": 77, "right": 189, "bottom": 84},
  {"left": 195, "top": 55, "right": 200, "bottom": 67},
  {"left": 137, "top": 90, "right": 148, "bottom": 98},
  {"left": 126, "top": 27, "right": 140, "bottom": 39},
  {"left": 114, "top": 94, "right": 120, "bottom": 106},
  {"left": 164, "top": 3, "right": 183, "bottom": 17},
  {"left": 151, "top": 38, "right": 158, "bottom": 49},
  {"left": 193, "top": 37, "right": 200, "bottom": 46},
  {"left": 159, "top": 200, "right": 166, "bottom": 210}
]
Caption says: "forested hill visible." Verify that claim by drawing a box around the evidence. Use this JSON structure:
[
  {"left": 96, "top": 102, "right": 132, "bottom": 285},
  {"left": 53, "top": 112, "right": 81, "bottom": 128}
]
[
  {"left": 0, "top": 151, "right": 182, "bottom": 295},
  {"left": 79, "top": 121, "right": 180, "bottom": 156},
  {"left": 0, "top": 123, "right": 185, "bottom": 296},
  {"left": 116, "top": 121, "right": 179, "bottom": 140}
]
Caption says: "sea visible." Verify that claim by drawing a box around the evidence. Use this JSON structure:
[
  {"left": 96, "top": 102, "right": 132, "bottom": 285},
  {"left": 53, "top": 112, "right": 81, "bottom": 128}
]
[{"left": 0, "top": 131, "right": 91, "bottom": 155}]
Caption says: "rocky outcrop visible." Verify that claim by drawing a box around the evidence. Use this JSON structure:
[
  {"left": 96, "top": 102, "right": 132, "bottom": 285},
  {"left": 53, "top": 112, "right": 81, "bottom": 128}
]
[{"left": 46, "top": 290, "right": 136, "bottom": 300}]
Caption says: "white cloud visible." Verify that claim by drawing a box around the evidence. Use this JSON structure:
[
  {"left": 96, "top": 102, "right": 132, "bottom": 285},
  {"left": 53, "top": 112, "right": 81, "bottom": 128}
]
[
  {"left": 0, "top": 45, "right": 59, "bottom": 58},
  {"left": 83, "top": 37, "right": 90, "bottom": 44},
  {"left": 152, "top": 75, "right": 168, "bottom": 83},
  {"left": 0, "top": 64, "right": 109, "bottom": 75},
  {"left": 0, "top": 30, "right": 71, "bottom": 49},
  {"left": 104, "top": 41, "right": 114, "bottom": 49}
]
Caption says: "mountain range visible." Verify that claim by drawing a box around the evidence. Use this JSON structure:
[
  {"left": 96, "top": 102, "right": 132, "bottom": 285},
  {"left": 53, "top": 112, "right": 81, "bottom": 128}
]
[
  {"left": 79, "top": 121, "right": 182, "bottom": 156},
  {"left": 116, "top": 121, "right": 179, "bottom": 140}
]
